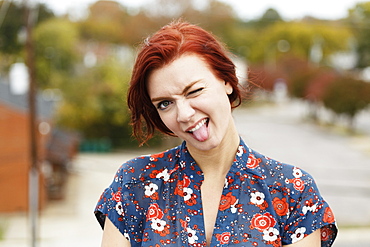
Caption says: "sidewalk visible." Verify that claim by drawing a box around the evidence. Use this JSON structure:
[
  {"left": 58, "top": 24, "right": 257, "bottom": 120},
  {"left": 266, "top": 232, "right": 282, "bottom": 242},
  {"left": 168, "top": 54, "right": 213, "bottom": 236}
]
[{"left": 1, "top": 100, "right": 369, "bottom": 246}]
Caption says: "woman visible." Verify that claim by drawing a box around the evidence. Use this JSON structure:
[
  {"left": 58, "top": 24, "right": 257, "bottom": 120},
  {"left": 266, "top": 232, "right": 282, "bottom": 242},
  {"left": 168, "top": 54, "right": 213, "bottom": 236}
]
[{"left": 95, "top": 21, "right": 337, "bottom": 246}]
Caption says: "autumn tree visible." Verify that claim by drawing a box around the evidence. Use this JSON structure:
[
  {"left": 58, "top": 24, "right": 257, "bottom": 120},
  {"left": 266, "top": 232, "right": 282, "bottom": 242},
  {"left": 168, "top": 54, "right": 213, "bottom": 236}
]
[{"left": 322, "top": 76, "right": 370, "bottom": 129}]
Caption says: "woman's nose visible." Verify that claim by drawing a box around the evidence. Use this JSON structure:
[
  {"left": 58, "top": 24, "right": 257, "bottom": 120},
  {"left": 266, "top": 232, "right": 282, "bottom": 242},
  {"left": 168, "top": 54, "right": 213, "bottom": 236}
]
[{"left": 176, "top": 100, "right": 195, "bottom": 123}]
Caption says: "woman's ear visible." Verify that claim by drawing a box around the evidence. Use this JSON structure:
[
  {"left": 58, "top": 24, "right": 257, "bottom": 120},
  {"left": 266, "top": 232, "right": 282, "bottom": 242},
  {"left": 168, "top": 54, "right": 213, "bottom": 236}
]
[{"left": 224, "top": 81, "right": 233, "bottom": 95}]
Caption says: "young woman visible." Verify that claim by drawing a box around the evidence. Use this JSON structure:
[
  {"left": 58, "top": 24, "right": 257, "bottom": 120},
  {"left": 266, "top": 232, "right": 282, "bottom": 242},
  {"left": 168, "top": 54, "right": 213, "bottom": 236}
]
[{"left": 95, "top": 21, "right": 337, "bottom": 247}]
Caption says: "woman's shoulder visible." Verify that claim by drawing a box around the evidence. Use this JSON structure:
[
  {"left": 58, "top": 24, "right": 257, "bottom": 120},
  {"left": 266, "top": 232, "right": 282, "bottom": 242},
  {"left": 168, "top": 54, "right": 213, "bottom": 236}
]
[
  {"left": 114, "top": 144, "right": 182, "bottom": 184},
  {"left": 246, "top": 147, "right": 317, "bottom": 191}
]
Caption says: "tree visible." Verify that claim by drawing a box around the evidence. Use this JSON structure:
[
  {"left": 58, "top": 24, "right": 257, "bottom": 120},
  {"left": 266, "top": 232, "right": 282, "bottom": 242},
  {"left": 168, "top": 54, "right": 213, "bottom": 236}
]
[
  {"left": 245, "top": 21, "right": 352, "bottom": 64},
  {"left": 79, "top": 0, "right": 129, "bottom": 44},
  {"left": 33, "top": 17, "right": 79, "bottom": 88},
  {"left": 322, "top": 76, "right": 370, "bottom": 129},
  {"left": 347, "top": 1, "right": 370, "bottom": 68},
  {"left": 55, "top": 56, "right": 132, "bottom": 147},
  {"left": 251, "top": 8, "right": 283, "bottom": 29},
  {"left": 0, "top": 1, "right": 54, "bottom": 72}
]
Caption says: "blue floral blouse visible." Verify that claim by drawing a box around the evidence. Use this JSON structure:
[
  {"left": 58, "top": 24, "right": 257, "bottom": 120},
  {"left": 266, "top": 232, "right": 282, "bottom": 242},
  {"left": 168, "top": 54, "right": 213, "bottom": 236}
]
[{"left": 95, "top": 138, "right": 337, "bottom": 246}]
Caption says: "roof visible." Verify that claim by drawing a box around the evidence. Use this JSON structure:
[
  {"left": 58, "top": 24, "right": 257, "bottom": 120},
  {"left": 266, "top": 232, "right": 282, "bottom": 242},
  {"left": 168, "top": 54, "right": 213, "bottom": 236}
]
[{"left": 0, "top": 79, "right": 56, "bottom": 119}]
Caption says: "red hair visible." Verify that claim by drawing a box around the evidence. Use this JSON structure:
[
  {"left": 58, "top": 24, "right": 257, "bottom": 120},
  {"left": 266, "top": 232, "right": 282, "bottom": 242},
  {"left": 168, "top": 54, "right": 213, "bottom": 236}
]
[{"left": 127, "top": 20, "right": 243, "bottom": 145}]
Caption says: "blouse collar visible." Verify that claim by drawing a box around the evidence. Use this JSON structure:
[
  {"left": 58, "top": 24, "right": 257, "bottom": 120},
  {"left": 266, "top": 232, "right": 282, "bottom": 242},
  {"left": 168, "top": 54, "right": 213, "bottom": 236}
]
[{"left": 178, "top": 137, "right": 264, "bottom": 183}]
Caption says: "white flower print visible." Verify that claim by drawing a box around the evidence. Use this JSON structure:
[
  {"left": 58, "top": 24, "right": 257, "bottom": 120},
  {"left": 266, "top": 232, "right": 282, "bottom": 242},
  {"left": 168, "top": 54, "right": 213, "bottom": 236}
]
[
  {"left": 183, "top": 187, "right": 194, "bottom": 201},
  {"left": 115, "top": 201, "right": 124, "bottom": 215},
  {"left": 236, "top": 145, "right": 244, "bottom": 157},
  {"left": 180, "top": 160, "right": 186, "bottom": 168},
  {"left": 230, "top": 199, "right": 239, "bottom": 214},
  {"left": 224, "top": 177, "right": 229, "bottom": 188},
  {"left": 263, "top": 227, "right": 279, "bottom": 242},
  {"left": 151, "top": 218, "right": 167, "bottom": 232},
  {"left": 293, "top": 167, "right": 303, "bottom": 178},
  {"left": 124, "top": 232, "right": 130, "bottom": 241},
  {"left": 250, "top": 191, "right": 265, "bottom": 205},
  {"left": 302, "top": 203, "right": 317, "bottom": 215},
  {"left": 144, "top": 182, "right": 158, "bottom": 197},
  {"left": 186, "top": 227, "right": 199, "bottom": 244},
  {"left": 291, "top": 227, "right": 306, "bottom": 243},
  {"left": 156, "top": 168, "right": 170, "bottom": 182}
]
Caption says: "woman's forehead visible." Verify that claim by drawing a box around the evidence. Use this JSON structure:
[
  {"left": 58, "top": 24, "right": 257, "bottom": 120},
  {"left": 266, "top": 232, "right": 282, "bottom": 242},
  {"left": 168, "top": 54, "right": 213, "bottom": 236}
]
[{"left": 147, "top": 54, "right": 212, "bottom": 94}]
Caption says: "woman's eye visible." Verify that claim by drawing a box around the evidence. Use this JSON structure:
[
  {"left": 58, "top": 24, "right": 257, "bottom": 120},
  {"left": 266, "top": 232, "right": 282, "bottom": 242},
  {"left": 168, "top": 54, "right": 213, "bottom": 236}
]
[
  {"left": 188, "top": 88, "right": 203, "bottom": 96},
  {"left": 157, "top": 100, "right": 171, "bottom": 110}
]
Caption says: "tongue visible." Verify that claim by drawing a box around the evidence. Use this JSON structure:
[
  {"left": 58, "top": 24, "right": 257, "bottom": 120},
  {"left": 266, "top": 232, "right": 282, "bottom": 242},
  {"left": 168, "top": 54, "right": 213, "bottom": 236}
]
[{"left": 192, "top": 123, "right": 209, "bottom": 142}]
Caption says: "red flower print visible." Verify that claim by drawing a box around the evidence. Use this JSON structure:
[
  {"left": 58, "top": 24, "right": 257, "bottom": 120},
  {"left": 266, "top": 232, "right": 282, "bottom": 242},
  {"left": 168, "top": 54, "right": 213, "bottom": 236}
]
[
  {"left": 111, "top": 191, "right": 122, "bottom": 202},
  {"left": 180, "top": 218, "right": 188, "bottom": 229},
  {"left": 154, "top": 223, "right": 170, "bottom": 237},
  {"left": 150, "top": 152, "right": 165, "bottom": 161},
  {"left": 258, "top": 200, "right": 269, "bottom": 210},
  {"left": 216, "top": 232, "right": 231, "bottom": 245},
  {"left": 147, "top": 203, "right": 164, "bottom": 221},
  {"left": 150, "top": 192, "right": 159, "bottom": 200},
  {"left": 247, "top": 153, "right": 261, "bottom": 169},
  {"left": 271, "top": 238, "right": 282, "bottom": 247},
  {"left": 323, "top": 207, "right": 335, "bottom": 223},
  {"left": 250, "top": 213, "right": 277, "bottom": 232},
  {"left": 174, "top": 175, "right": 191, "bottom": 196},
  {"left": 272, "top": 197, "right": 289, "bottom": 216},
  {"left": 321, "top": 226, "right": 333, "bottom": 241},
  {"left": 219, "top": 192, "right": 237, "bottom": 211},
  {"left": 292, "top": 178, "right": 305, "bottom": 192},
  {"left": 149, "top": 170, "right": 160, "bottom": 179}
]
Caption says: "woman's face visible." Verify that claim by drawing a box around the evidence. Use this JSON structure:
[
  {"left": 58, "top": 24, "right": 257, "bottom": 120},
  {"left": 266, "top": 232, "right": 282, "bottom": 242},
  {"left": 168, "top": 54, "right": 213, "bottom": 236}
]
[{"left": 147, "top": 54, "right": 235, "bottom": 151}]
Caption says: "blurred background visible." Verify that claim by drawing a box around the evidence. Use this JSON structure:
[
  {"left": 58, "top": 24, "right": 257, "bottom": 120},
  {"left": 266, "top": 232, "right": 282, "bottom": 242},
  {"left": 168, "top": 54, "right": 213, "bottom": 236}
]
[{"left": 0, "top": 0, "right": 369, "bottom": 246}]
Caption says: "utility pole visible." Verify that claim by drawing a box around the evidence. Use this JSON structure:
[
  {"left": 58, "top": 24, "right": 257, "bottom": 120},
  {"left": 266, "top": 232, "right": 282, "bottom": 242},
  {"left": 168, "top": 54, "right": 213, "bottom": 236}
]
[{"left": 24, "top": 0, "right": 39, "bottom": 246}]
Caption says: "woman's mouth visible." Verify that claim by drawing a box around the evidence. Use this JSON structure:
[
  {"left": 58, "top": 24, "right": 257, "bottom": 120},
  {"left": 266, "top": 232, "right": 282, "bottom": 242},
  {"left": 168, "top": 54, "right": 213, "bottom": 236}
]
[{"left": 187, "top": 118, "right": 209, "bottom": 142}]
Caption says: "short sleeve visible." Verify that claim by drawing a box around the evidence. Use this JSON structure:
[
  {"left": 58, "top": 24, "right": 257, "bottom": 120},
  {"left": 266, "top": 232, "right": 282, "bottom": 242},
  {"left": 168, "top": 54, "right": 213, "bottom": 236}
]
[
  {"left": 94, "top": 165, "right": 130, "bottom": 240},
  {"left": 281, "top": 169, "right": 337, "bottom": 246}
]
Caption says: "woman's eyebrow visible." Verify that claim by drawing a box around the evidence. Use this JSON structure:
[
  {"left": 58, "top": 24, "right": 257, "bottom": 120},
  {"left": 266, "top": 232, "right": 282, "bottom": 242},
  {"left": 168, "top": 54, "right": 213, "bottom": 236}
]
[
  {"left": 182, "top": 80, "right": 202, "bottom": 94},
  {"left": 151, "top": 80, "right": 202, "bottom": 102}
]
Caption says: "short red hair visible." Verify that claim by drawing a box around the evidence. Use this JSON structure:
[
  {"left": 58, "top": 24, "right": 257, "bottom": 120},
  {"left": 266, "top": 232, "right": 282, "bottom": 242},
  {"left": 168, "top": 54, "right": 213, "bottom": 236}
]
[{"left": 127, "top": 20, "right": 243, "bottom": 145}]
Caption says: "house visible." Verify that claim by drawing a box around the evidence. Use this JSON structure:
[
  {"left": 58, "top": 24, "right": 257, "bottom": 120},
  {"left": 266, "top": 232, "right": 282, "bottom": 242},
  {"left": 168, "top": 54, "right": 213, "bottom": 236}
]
[{"left": 0, "top": 79, "right": 54, "bottom": 212}]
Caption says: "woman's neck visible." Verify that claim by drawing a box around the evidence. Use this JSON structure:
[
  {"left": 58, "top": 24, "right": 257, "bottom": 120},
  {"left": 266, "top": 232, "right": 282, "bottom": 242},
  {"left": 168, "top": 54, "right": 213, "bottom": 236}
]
[{"left": 187, "top": 120, "right": 240, "bottom": 177}]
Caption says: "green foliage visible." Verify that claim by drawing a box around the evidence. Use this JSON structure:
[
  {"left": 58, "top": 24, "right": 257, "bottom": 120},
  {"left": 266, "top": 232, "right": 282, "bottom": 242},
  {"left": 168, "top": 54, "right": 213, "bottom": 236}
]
[
  {"left": 248, "top": 8, "right": 283, "bottom": 30},
  {"left": 347, "top": 2, "right": 370, "bottom": 68},
  {"left": 322, "top": 77, "right": 370, "bottom": 119},
  {"left": 78, "top": 1, "right": 129, "bottom": 44},
  {"left": 0, "top": 1, "right": 24, "bottom": 55},
  {"left": 246, "top": 21, "right": 352, "bottom": 64},
  {"left": 33, "top": 18, "right": 79, "bottom": 88},
  {"left": 55, "top": 56, "right": 132, "bottom": 147},
  {"left": 0, "top": 1, "right": 54, "bottom": 74}
]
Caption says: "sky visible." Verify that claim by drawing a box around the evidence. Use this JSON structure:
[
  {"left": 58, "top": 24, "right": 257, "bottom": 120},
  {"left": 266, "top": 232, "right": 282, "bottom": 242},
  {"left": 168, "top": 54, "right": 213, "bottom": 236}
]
[{"left": 41, "top": 0, "right": 368, "bottom": 21}]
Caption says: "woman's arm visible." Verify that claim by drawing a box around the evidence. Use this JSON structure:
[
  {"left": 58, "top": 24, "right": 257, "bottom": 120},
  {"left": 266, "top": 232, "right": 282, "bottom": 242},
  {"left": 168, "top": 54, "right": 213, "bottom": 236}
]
[
  {"left": 101, "top": 217, "right": 131, "bottom": 247},
  {"left": 283, "top": 229, "right": 321, "bottom": 247}
]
